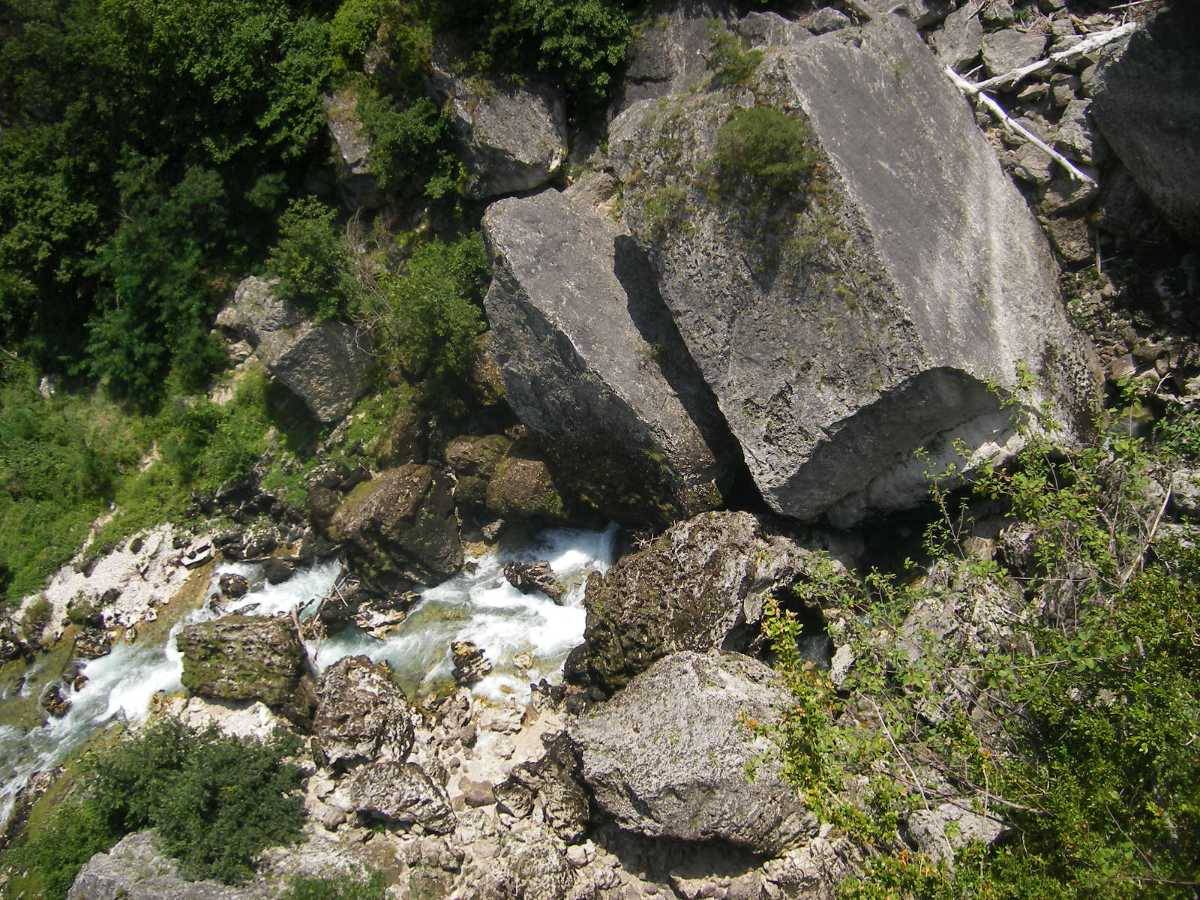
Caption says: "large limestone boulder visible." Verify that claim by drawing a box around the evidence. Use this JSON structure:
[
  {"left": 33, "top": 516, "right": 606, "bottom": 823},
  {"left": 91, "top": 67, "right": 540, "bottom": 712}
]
[
  {"left": 610, "top": 16, "right": 1096, "bottom": 526},
  {"left": 483, "top": 187, "right": 738, "bottom": 524},
  {"left": 1091, "top": 7, "right": 1200, "bottom": 243},
  {"left": 312, "top": 656, "right": 415, "bottom": 772},
  {"left": 327, "top": 464, "right": 463, "bottom": 592},
  {"left": 569, "top": 651, "right": 813, "bottom": 854},
  {"left": 566, "top": 511, "right": 827, "bottom": 696},
  {"left": 609, "top": 0, "right": 734, "bottom": 118},
  {"left": 68, "top": 831, "right": 263, "bottom": 900},
  {"left": 323, "top": 86, "right": 384, "bottom": 211},
  {"left": 426, "top": 46, "right": 567, "bottom": 199},
  {"left": 217, "top": 276, "right": 372, "bottom": 426},
  {"left": 177, "top": 615, "right": 315, "bottom": 723}
]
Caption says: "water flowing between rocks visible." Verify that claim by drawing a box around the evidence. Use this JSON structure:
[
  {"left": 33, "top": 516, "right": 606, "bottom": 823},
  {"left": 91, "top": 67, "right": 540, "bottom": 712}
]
[{"left": 0, "top": 524, "right": 617, "bottom": 825}]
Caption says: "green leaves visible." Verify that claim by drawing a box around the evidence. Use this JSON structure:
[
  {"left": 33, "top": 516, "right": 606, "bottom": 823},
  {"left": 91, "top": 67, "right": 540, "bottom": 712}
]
[
  {"left": 267, "top": 196, "right": 357, "bottom": 320},
  {"left": 713, "top": 106, "right": 819, "bottom": 201}
]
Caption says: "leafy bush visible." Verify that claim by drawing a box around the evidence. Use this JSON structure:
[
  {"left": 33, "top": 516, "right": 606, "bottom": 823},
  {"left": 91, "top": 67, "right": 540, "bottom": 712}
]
[
  {"left": 707, "top": 20, "right": 762, "bottom": 86},
  {"left": 3, "top": 719, "right": 304, "bottom": 897},
  {"left": 267, "top": 197, "right": 357, "bottom": 320},
  {"left": 761, "top": 386, "right": 1200, "bottom": 896},
  {"left": 356, "top": 86, "right": 462, "bottom": 200},
  {"left": 713, "top": 106, "right": 818, "bottom": 198},
  {"left": 355, "top": 234, "right": 489, "bottom": 405},
  {"left": 282, "top": 872, "right": 388, "bottom": 899},
  {"left": 431, "top": 0, "right": 636, "bottom": 107}
]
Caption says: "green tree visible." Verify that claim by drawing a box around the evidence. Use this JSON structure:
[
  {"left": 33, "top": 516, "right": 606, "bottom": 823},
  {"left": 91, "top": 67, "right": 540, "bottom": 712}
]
[{"left": 266, "top": 196, "right": 356, "bottom": 320}]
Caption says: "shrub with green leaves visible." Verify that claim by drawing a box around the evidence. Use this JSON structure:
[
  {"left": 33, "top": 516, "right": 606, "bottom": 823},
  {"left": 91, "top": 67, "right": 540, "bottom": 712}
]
[
  {"left": 707, "top": 20, "right": 762, "bottom": 86},
  {"left": 2, "top": 719, "right": 304, "bottom": 897},
  {"left": 355, "top": 233, "right": 489, "bottom": 405},
  {"left": 713, "top": 106, "right": 818, "bottom": 198},
  {"left": 282, "top": 872, "right": 389, "bottom": 900},
  {"left": 267, "top": 197, "right": 357, "bottom": 321},
  {"left": 356, "top": 86, "right": 463, "bottom": 200}
]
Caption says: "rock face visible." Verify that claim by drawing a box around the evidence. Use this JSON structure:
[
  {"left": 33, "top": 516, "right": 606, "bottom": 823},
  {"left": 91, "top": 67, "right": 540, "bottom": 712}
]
[
  {"left": 312, "top": 656, "right": 415, "bottom": 772},
  {"left": 347, "top": 761, "right": 456, "bottom": 834},
  {"left": 483, "top": 188, "right": 738, "bottom": 523},
  {"left": 323, "top": 87, "right": 384, "bottom": 211},
  {"left": 426, "top": 47, "right": 567, "bottom": 199},
  {"left": 68, "top": 831, "right": 262, "bottom": 900},
  {"left": 567, "top": 511, "right": 824, "bottom": 696},
  {"left": 1091, "top": 7, "right": 1200, "bottom": 243},
  {"left": 217, "top": 276, "right": 372, "bottom": 426},
  {"left": 611, "top": 16, "right": 1095, "bottom": 526},
  {"left": 570, "top": 651, "right": 813, "bottom": 854},
  {"left": 327, "top": 464, "right": 463, "bottom": 592},
  {"left": 483, "top": 447, "right": 568, "bottom": 523},
  {"left": 177, "top": 615, "right": 315, "bottom": 722}
]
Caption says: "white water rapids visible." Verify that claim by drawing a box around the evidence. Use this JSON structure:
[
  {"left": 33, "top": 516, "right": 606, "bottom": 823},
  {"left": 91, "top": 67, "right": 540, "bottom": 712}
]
[{"left": 0, "top": 524, "right": 617, "bottom": 825}]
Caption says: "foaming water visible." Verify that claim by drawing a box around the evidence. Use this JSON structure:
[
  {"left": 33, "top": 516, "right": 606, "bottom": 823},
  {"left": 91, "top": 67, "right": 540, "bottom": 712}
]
[
  {"left": 313, "top": 524, "right": 618, "bottom": 701},
  {"left": 0, "top": 526, "right": 615, "bottom": 824},
  {"left": 0, "top": 558, "right": 341, "bottom": 825}
]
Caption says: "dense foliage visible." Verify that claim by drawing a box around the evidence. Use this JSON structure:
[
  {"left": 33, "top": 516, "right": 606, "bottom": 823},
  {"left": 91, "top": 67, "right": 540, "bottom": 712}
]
[
  {"left": 267, "top": 196, "right": 357, "bottom": 320},
  {"left": 282, "top": 872, "right": 389, "bottom": 899},
  {"left": 0, "top": 0, "right": 333, "bottom": 388},
  {"left": 762, "top": 387, "right": 1200, "bottom": 897},
  {"left": 3, "top": 719, "right": 304, "bottom": 898}
]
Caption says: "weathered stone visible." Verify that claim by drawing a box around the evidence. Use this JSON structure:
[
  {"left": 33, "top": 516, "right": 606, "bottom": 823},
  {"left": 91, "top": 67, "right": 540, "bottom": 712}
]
[
  {"left": 450, "top": 640, "right": 492, "bottom": 686},
  {"left": 735, "top": 11, "right": 808, "bottom": 49},
  {"left": 177, "top": 615, "right": 315, "bottom": 722},
  {"left": 218, "top": 573, "right": 249, "bottom": 599},
  {"left": 907, "top": 802, "right": 1006, "bottom": 866},
  {"left": 370, "top": 400, "right": 426, "bottom": 467},
  {"left": 348, "top": 761, "right": 456, "bottom": 834},
  {"left": 0, "top": 619, "right": 29, "bottom": 662},
  {"left": 1054, "top": 98, "right": 1103, "bottom": 166},
  {"left": 931, "top": 2, "right": 983, "bottom": 72},
  {"left": 865, "top": 0, "right": 951, "bottom": 27},
  {"left": 502, "top": 560, "right": 566, "bottom": 604},
  {"left": 445, "top": 434, "right": 512, "bottom": 481},
  {"left": 484, "top": 449, "right": 568, "bottom": 523},
  {"left": 495, "top": 732, "right": 589, "bottom": 843},
  {"left": 425, "top": 45, "right": 566, "bottom": 199},
  {"left": 610, "top": 18, "right": 1095, "bottom": 526},
  {"left": 68, "top": 831, "right": 265, "bottom": 900},
  {"left": 328, "top": 464, "right": 463, "bottom": 592},
  {"left": 610, "top": 0, "right": 734, "bottom": 118},
  {"left": 217, "top": 276, "right": 373, "bottom": 426},
  {"left": 805, "top": 8, "right": 851, "bottom": 36},
  {"left": 312, "top": 656, "right": 415, "bottom": 772},
  {"left": 1042, "top": 215, "right": 1093, "bottom": 265},
  {"left": 1170, "top": 469, "right": 1200, "bottom": 520},
  {"left": 981, "top": 28, "right": 1047, "bottom": 76},
  {"left": 74, "top": 626, "right": 112, "bottom": 660},
  {"left": 1091, "top": 7, "right": 1200, "bottom": 243},
  {"left": 567, "top": 511, "right": 826, "bottom": 696},
  {"left": 40, "top": 682, "right": 71, "bottom": 718},
  {"left": 483, "top": 188, "right": 737, "bottom": 523},
  {"left": 570, "top": 651, "right": 813, "bottom": 854},
  {"left": 323, "top": 86, "right": 384, "bottom": 211}
]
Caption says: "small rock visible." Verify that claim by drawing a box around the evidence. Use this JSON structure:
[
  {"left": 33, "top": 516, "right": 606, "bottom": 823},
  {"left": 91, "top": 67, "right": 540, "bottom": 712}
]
[
  {"left": 908, "top": 801, "right": 1006, "bottom": 865},
  {"left": 459, "top": 777, "right": 496, "bottom": 808},
  {"left": 262, "top": 557, "right": 296, "bottom": 585},
  {"left": 40, "top": 683, "right": 71, "bottom": 718},
  {"left": 806, "top": 8, "right": 850, "bottom": 35},
  {"left": 932, "top": 3, "right": 983, "bottom": 72},
  {"left": 74, "top": 627, "right": 112, "bottom": 660},
  {"left": 218, "top": 573, "right": 249, "bottom": 599},
  {"left": 1170, "top": 470, "right": 1200, "bottom": 520},
  {"left": 982, "top": 28, "right": 1048, "bottom": 76},
  {"left": 503, "top": 560, "right": 566, "bottom": 603},
  {"left": 450, "top": 640, "right": 492, "bottom": 686},
  {"left": 312, "top": 655, "right": 416, "bottom": 772}
]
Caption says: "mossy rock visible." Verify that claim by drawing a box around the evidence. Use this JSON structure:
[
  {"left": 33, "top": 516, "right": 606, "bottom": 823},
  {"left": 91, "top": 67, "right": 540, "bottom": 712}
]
[{"left": 485, "top": 451, "right": 567, "bottom": 523}]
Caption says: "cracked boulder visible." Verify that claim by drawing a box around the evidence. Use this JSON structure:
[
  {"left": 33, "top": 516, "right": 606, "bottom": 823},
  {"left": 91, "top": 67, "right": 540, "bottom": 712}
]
[
  {"left": 570, "top": 651, "right": 814, "bottom": 854},
  {"left": 610, "top": 16, "right": 1096, "bottom": 526},
  {"left": 1091, "top": 7, "right": 1200, "bottom": 243},
  {"left": 312, "top": 656, "right": 415, "bottom": 772},
  {"left": 426, "top": 44, "right": 566, "bottom": 198},
  {"left": 327, "top": 464, "right": 463, "bottom": 592},
  {"left": 347, "top": 761, "right": 456, "bottom": 834},
  {"left": 216, "top": 276, "right": 372, "bottom": 426},
  {"left": 565, "top": 510, "right": 831, "bottom": 696},
  {"left": 483, "top": 187, "right": 739, "bottom": 524}
]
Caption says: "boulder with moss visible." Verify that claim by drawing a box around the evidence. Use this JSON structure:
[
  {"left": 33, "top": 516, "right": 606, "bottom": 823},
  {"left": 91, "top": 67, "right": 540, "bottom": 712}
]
[
  {"left": 445, "top": 433, "right": 512, "bottom": 508},
  {"left": 569, "top": 651, "right": 813, "bottom": 854},
  {"left": 327, "top": 464, "right": 463, "bottom": 592},
  {"left": 177, "top": 614, "right": 315, "bottom": 723},
  {"left": 566, "top": 510, "right": 831, "bottom": 696},
  {"left": 609, "top": 16, "right": 1097, "bottom": 527},
  {"left": 484, "top": 447, "right": 567, "bottom": 523}
]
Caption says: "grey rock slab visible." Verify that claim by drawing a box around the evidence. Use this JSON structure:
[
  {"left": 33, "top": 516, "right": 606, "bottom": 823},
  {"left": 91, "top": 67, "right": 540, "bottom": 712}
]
[
  {"left": 865, "top": 0, "right": 953, "bottom": 28},
  {"left": 981, "top": 28, "right": 1048, "bottom": 76},
  {"left": 426, "top": 47, "right": 567, "bottom": 199},
  {"left": 483, "top": 187, "right": 738, "bottom": 523},
  {"left": 931, "top": 3, "right": 983, "bottom": 72},
  {"left": 908, "top": 802, "right": 1006, "bottom": 865},
  {"left": 570, "top": 651, "right": 815, "bottom": 854},
  {"left": 348, "top": 760, "right": 456, "bottom": 834},
  {"left": 610, "top": 17, "right": 1096, "bottom": 526},
  {"left": 323, "top": 87, "right": 384, "bottom": 211},
  {"left": 1091, "top": 7, "right": 1200, "bottom": 243},
  {"left": 68, "top": 831, "right": 268, "bottom": 899}
]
